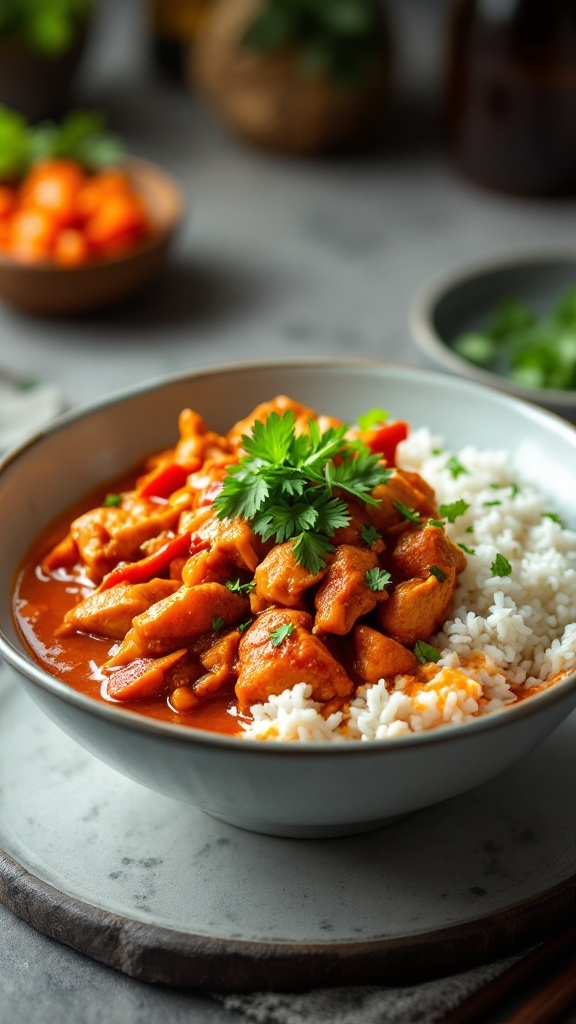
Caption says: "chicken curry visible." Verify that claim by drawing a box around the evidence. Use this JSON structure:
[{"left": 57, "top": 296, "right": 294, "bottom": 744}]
[{"left": 13, "top": 396, "right": 467, "bottom": 734}]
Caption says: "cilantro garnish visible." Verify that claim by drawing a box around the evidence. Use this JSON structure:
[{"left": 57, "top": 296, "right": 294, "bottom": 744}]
[
  {"left": 211, "top": 616, "right": 225, "bottom": 631},
  {"left": 214, "top": 410, "right": 391, "bottom": 574},
  {"left": 431, "top": 447, "right": 443, "bottom": 456},
  {"left": 510, "top": 483, "right": 520, "bottom": 498},
  {"left": 483, "top": 500, "right": 502, "bottom": 507},
  {"left": 365, "top": 567, "right": 391, "bottom": 592},
  {"left": 103, "top": 493, "right": 122, "bottom": 507},
  {"left": 357, "top": 407, "right": 388, "bottom": 430},
  {"left": 445, "top": 455, "right": 469, "bottom": 479},
  {"left": 491, "top": 553, "right": 512, "bottom": 577},
  {"left": 360, "top": 524, "right": 382, "bottom": 547},
  {"left": 226, "top": 578, "right": 256, "bottom": 595},
  {"left": 238, "top": 619, "right": 253, "bottom": 634},
  {"left": 428, "top": 564, "right": 447, "bottom": 582},
  {"left": 438, "top": 500, "right": 470, "bottom": 523},
  {"left": 270, "top": 622, "right": 295, "bottom": 647},
  {"left": 458, "top": 542, "right": 476, "bottom": 556},
  {"left": 414, "top": 640, "right": 441, "bottom": 664},
  {"left": 394, "top": 501, "right": 421, "bottom": 524},
  {"left": 429, "top": 518, "right": 445, "bottom": 529},
  {"left": 466, "top": 525, "right": 474, "bottom": 533},
  {"left": 543, "top": 511, "right": 562, "bottom": 524}
]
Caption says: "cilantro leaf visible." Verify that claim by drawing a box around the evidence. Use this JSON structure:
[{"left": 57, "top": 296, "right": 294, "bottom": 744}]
[
  {"left": 360, "top": 523, "right": 381, "bottom": 547},
  {"left": 490, "top": 553, "right": 512, "bottom": 577},
  {"left": 270, "top": 622, "right": 296, "bottom": 647},
  {"left": 238, "top": 619, "right": 253, "bottom": 634},
  {"left": 543, "top": 511, "right": 562, "bottom": 524},
  {"left": 414, "top": 640, "right": 441, "bottom": 664},
  {"left": 215, "top": 410, "right": 391, "bottom": 573},
  {"left": 438, "top": 499, "right": 470, "bottom": 523},
  {"left": 394, "top": 501, "right": 421, "bottom": 524},
  {"left": 428, "top": 564, "right": 447, "bottom": 582},
  {"left": 357, "top": 407, "right": 388, "bottom": 430},
  {"left": 365, "top": 567, "right": 391, "bottom": 592},
  {"left": 429, "top": 518, "right": 445, "bottom": 529},
  {"left": 103, "top": 493, "right": 122, "bottom": 507},
  {"left": 445, "top": 455, "right": 469, "bottom": 479},
  {"left": 458, "top": 542, "right": 476, "bottom": 556},
  {"left": 211, "top": 616, "right": 225, "bottom": 631},
  {"left": 226, "top": 578, "right": 256, "bottom": 595}
]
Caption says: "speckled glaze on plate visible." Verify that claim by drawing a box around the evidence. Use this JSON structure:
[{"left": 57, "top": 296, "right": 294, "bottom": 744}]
[{"left": 0, "top": 663, "right": 574, "bottom": 991}]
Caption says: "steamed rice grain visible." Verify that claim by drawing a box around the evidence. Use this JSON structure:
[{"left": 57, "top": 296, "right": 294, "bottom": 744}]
[{"left": 242, "top": 430, "right": 576, "bottom": 742}]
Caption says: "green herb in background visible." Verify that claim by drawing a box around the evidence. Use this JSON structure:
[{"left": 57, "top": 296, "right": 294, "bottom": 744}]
[
  {"left": 453, "top": 286, "right": 576, "bottom": 391},
  {"left": 0, "top": 0, "right": 91, "bottom": 56},
  {"left": 0, "top": 107, "right": 124, "bottom": 181},
  {"left": 241, "top": 0, "right": 387, "bottom": 89}
]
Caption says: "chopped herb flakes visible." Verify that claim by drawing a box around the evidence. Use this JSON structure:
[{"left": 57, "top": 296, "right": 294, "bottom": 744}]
[
  {"left": 394, "top": 501, "right": 421, "bottom": 524},
  {"left": 510, "top": 483, "right": 520, "bottom": 498},
  {"left": 211, "top": 616, "right": 225, "bottom": 631},
  {"left": 491, "top": 553, "right": 512, "bottom": 577},
  {"left": 428, "top": 564, "right": 447, "bottom": 582},
  {"left": 357, "top": 407, "right": 388, "bottom": 430},
  {"left": 438, "top": 499, "right": 470, "bottom": 523},
  {"left": 103, "top": 493, "right": 122, "bottom": 507},
  {"left": 446, "top": 455, "right": 469, "bottom": 479},
  {"left": 226, "top": 578, "right": 256, "bottom": 595},
  {"left": 270, "top": 622, "right": 295, "bottom": 647},
  {"left": 429, "top": 518, "right": 445, "bottom": 529},
  {"left": 238, "top": 619, "right": 253, "bottom": 634},
  {"left": 414, "top": 640, "right": 441, "bottom": 664},
  {"left": 360, "top": 523, "right": 382, "bottom": 547},
  {"left": 365, "top": 567, "right": 391, "bottom": 592},
  {"left": 458, "top": 542, "right": 476, "bottom": 556},
  {"left": 483, "top": 500, "right": 502, "bottom": 507},
  {"left": 543, "top": 511, "right": 562, "bottom": 524}
]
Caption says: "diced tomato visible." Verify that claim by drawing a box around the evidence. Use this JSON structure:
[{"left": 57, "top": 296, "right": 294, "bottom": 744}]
[
  {"left": 137, "top": 462, "right": 191, "bottom": 499},
  {"left": 7, "top": 207, "right": 58, "bottom": 262},
  {"left": 54, "top": 228, "right": 90, "bottom": 267},
  {"left": 366, "top": 420, "right": 409, "bottom": 466},
  {"left": 21, "top": 158, "right": 85, "bottom": 229}
]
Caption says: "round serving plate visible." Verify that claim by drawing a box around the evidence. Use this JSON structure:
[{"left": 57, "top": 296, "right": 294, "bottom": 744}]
[{"left": 0, "top": 663, "right": 574, "bottom": 992}]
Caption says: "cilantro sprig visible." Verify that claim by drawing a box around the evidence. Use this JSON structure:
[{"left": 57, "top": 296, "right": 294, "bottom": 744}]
[
  {"left": 0, "top": 107, "right": 123, "bottom": 181},
  {"left": 214, "top": 410, "right": 391, "bottom": 574}
]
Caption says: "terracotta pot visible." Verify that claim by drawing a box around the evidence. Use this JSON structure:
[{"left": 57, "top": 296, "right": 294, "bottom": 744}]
[{"left": 192, "top": 0, "right": 391, "bottom": 155}]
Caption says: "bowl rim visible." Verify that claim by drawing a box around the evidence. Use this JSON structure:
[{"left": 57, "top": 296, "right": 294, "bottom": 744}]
[
  {"left": 409, "top": 249, "right": 576, "bottom": 408},
  {"left": 1, "top": 356, "right": 575, "bottom": 756},
  {"left": 0, "top": 156, "right": 185, "bottom": 276}
]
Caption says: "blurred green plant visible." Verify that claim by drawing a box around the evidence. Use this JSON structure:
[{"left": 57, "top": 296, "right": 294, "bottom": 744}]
[
  {"left": 0, "top": 0, "right": 91, "bottom": 56},
  {"left": 454, "top": 286, "right": 576, "bottom": 391},
  {"left": 242, "top": 0, "right": 388, "bottom": 89},
  {"left": 0, "top": 107, "right": 124, "bottom": 180}
]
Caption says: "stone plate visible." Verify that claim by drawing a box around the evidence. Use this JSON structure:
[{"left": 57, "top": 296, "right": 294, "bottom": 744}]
[{"left": 0, "top": 663, "right": 574, "bottom": 992}]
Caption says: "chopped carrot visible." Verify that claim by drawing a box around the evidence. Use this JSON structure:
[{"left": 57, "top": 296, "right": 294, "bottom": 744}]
[
  {"left": 7, "top": 207, "right": 58, "bottom": 262},
  {"left": 21, "top": 159, "right": 85, "bottom": 229},
  {"left": 84, "top": 192, "right": 149, "bottom": 254},
  {"left": 54, "top": 228, "right": 90, "bottom": 267},
  {"left": 76, "top": 170, "right": 133, "bottom": 222}
]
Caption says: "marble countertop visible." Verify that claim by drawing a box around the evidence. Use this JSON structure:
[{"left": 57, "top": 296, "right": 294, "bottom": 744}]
[{"left": 1, "top": 2, "right": 575, "bottom": 1021}]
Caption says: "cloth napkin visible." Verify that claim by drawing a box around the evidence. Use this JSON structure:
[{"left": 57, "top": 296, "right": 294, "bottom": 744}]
[
  {"left": 0, "top": 375, "right": 65, "bottom": 452},
  {"left": 215, "top": 953, "right": 520, "bottom": 1024}
]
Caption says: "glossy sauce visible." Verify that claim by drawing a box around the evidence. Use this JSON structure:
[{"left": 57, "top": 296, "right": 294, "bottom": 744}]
[{"left": 12, "top": 485, "right": 242, "bottom": 735}]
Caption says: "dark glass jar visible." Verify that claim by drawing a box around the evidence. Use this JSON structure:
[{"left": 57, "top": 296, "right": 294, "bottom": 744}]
[
  {"left": 149, "top": 0, "right": 212, "bottom": 84},
  {"left": 446, "top": 0, "right": 576, "bottom": 196}
]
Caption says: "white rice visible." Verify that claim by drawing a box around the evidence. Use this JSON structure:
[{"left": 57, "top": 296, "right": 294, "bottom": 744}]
[{"left": 242, "top": 429, "right": 576, "bottom": 742}]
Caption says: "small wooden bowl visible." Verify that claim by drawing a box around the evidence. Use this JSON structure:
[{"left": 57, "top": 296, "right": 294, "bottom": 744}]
[{"left": 0, "top": 159, "right": 184, "bottom": 316}]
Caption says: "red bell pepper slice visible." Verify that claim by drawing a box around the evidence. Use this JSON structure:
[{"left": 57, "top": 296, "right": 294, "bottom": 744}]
[
  {"left": 99, "top": 531, "right": 208, "bottom": 591},
  {"left": 367, "top": 421, "right": 409, "bottom": 466},
  {"left": 137, "top": 462, "right": 191, "bottom": 500}
]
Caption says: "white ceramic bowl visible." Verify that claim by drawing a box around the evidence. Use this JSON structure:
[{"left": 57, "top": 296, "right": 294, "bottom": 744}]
[
  {"left": 1, "top": 360, "right": 575, "bottom": 838},
  {"left": 410, "top": 252, "right": 576, "bottom": 423}
]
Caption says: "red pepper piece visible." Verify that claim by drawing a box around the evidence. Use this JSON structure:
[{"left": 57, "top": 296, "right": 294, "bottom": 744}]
[
  {"left": 99, "top": 531, "right": 208, "bottom": 591},
  {"left": 367, "top": 421, "right": 409, "bottom": 466},
  {"left": 137, "top": 462, "right": 191, "bottom": 499}
]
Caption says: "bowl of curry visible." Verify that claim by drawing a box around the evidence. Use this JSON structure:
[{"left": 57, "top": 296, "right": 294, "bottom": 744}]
[{"left": 1, "top": 361, "right": 575, "bottom": 837}]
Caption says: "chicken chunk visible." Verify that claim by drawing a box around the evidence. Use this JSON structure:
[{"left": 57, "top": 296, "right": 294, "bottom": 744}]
[
  {"left": 391, "top": 523, "right": 466, "bottom": 583},
  {"left": 56, "top": 578, "right": 181, "bottom": 640},
  {"left": 69, "top": 501, "right": 183, "bottom": 582},
  {"left": 195, "top": 629, "right": 242, "bottom": 697},
  {"left": 236, "top": 608, "right": 353, "bottom": 707},
  {"left": 314, "top": 545, "right": 386, "bottom": 636},
  {"left": 129, "top": 582, "right": 249, "bottom": 656},
  {"left": 354, "top": 625, "right": 418, "bottom": 684},
  {"left": 366, "top": 469, "right": 438, "bottom": 534},
  {"left": 253, "top": 541, "right": 325, "bottom": 609},
  {"left": 378, "top": 574, "right": 454, "bottom": 646},
  {"left": 105, "top": 648, "right": 188, "bottom": 702}
]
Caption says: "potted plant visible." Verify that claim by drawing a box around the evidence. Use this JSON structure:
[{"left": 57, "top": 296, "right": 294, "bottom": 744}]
[
  {"left": 192, "top": 0, "right": 391, "bottom": 155},
  {"left": 0, "top": 0, "right": 92, "bottom": 121}
]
